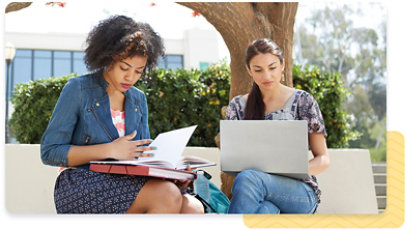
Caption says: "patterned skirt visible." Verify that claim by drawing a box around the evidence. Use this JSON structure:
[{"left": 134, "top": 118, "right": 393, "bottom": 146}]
[{"left": 54, "top": 168, "right": 149, "bottom": 213}]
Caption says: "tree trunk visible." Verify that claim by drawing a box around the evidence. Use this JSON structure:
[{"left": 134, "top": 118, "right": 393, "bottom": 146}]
[
  {"left": 179, "top": 2, "right": 298, "bottom": 200},
  {"left": 178, "top": 2, "right": 297, "bottom": 100},
  {"left": 5, "top": 2, "right": 32, "bottom": 13}
]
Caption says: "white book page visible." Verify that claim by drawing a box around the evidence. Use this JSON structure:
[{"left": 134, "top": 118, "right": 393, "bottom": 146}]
[{"left": 138, "top": 125, "right": 197, "bottom": 168}]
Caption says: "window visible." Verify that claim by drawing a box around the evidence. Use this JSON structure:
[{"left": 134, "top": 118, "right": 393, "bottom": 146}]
[
  {"left": 8, "top": 49, "right": 88, "bottom": 97},
  {"left": 12, "top": 50, "right": 32, "bottom": 91},
  {"left": 199, "top": 62, "right": 210, "bottom": 70},
  {"left": 54, "top": 51, "right": 72, "bottom": 77},
  {"left": 34, "top": 50, "right": 52, "bottom": 80},
  {"left": 73, "top": 52, "right": 88, "bottom": 75},
  {"left": 157, "top": 55, "right": 183, "bottom": 69}
]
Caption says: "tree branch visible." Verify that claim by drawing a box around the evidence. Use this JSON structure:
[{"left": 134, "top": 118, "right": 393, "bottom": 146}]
[
  {"left": 5, "top": 2, "right": 32, "bottom": 13},
  {"left": 178, "top": 2, "right": 297, "bottom": 97}
]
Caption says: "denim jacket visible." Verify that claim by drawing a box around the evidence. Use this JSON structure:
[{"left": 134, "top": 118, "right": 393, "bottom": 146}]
[{"left": 40, "top": 71, "right": 150, "bottom": 169}]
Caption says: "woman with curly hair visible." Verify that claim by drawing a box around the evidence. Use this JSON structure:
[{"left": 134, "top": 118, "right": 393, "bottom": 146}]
[{"left": 41, "top": 15, "right": 203, "bottom": 214}]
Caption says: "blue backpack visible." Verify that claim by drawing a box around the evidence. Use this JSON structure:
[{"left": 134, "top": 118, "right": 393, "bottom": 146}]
[{"left": 193, "top": 170, "right": 230, "bottom": 214}]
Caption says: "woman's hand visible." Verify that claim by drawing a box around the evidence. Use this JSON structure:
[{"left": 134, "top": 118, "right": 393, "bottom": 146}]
[
  {"left": 108, "top": 132, "right": 156, "bottom": 160},
  {"left": 174, "top": 165, "right": 194, "bottom": 192},
  {"left": 66, "top": 132, "right": 156, "bottom": 166}
]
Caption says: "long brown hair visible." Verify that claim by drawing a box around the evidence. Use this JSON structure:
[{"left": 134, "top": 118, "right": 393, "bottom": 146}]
[{"left": 243, "top": 38, "right": 283, "bottom": 120}]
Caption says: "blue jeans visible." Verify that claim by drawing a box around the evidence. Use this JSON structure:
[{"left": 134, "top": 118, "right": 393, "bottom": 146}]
[{"left": 228, "top": 169, "right": 317, "bottom": 214}]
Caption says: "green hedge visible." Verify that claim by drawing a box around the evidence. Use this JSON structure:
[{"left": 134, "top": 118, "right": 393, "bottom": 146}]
[
  {"left": 10, "top": 63, "right": 351, "bottom": 148},
  {"left": 136, "top": 63, "right": 230, "bottom": 146},
  {"left": 9, "top": 63, "right": 230, "bottom": 146},
  {"left": 293, "top": 65, "right": 353, "bottom": 148},
  {"left": 9, "top": 73, "right": 78, "bottom": 144}
]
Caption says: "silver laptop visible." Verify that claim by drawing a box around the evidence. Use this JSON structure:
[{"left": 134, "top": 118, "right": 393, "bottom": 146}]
[{"left": 220, "top": 120, "right": 310, "bottom": 180}]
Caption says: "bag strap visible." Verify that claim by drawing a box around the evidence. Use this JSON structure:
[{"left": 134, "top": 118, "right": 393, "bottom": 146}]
[{"left": 193, "top": 193, "right": 217, "bottom": 213}]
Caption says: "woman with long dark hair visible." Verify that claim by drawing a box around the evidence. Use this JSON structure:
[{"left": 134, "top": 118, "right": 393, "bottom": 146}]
[{"left": 225, "top": 38, "right": 330, "bottom": 214}]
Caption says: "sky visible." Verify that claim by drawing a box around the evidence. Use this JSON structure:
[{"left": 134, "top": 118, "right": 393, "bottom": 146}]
[
  {"left": 5, "top": 1, "right": 231, "bottom": 61},
  {"left": 4, "top": 1, "right": 387, "bottom": 64},
  {"left": 5, "top": 1, "right": 386, "bottom": 34},
  {"left": 5, "top": 1, "right": 214, "bottom": 36}
]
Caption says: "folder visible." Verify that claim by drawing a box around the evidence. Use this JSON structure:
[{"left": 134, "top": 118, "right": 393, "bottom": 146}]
[{"left": 90, "top": 163, "right": 197, "bottom": 181}]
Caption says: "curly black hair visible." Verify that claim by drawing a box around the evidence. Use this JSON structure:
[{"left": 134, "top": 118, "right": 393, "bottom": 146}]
[{"left": 84, "top": 15, "right": 165, "bottom": 71}]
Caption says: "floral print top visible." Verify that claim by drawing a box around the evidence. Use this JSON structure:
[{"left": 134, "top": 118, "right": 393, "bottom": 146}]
[
  {"left": 110, "top": 108, "right": 126, "bottom": 137},
  {"left": 225, "top": 89, "right": 327, "bottom": 203}
]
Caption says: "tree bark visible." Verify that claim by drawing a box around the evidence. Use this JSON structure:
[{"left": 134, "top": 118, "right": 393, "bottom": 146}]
[
  {"left": 178, "top": 2, "right": 298, "bottom": 199},
  {"left": 5, "top": 2, "right": 32, "bottom": 13},
  {"left": 178, "top": 2, "right": 297, "bottom": 100}
]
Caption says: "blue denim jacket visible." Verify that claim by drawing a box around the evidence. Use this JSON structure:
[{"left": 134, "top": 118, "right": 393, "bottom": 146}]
[{"left": 40, "top": 71, "right": 150, "bottom": 169}]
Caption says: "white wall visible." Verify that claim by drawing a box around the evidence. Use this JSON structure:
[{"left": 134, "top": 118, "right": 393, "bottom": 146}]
[
  {"left": 164, "top": 38, "right": 184, "bottom": 56},
  {"left": 5, "top": 32, "right": 87, "bottom": 51},
  {"left": 183, "top": 28, "right": 220, "bottom": 69},
  {"left": 5, "top": 28, "right": 223, "bottom": 70}
]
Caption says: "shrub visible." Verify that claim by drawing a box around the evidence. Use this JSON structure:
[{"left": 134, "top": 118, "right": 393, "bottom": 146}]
[
  {"left": 10, "top": 63, "right": 351, "bottom": 148},
  {"left": 293, "top": 65, "right": 354, "bottom": 148},
  {"left": 9, "top": 63, "right": 230, "bottom": 146},
  {"left": 9, "top": 73, "right": 77, "bottom": 143},
  {"left": 136, "top": 62, "right": 230, "bottom": 146}
]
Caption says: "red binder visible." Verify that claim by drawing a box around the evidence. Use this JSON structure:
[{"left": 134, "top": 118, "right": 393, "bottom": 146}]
[{"left": 90, "top": 163, "right": 197, "bottom": 181}]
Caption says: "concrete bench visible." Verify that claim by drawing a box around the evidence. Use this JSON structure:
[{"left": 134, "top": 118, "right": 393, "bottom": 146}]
[
  {"left": 5, "top": 144, "right": 378, "bottom": 214},
  {"left": 315, "top": 149, "right": 378, "bottom": 213}
]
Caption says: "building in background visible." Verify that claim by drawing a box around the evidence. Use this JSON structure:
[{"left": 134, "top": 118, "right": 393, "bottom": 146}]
[
  {"left": 5, "top": 28, "right": 220, "bottom": 94},
  {"left": 4, "top": 28, "right": 222, "bottom": 141}
]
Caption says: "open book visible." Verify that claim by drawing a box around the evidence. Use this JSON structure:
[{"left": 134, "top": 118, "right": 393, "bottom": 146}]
[
  {"left": 92, "top": 155, "right": 216, "bottom": 170},
  {"left": 90, "top": 125, "right": 216, "bottom": 180}
]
